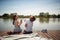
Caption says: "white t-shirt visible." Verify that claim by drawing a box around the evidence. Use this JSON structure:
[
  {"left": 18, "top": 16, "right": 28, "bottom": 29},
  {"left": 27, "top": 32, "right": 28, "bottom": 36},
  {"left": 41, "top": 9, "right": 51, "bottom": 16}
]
[{"left": 25, "top": 20, "right": 33, "bottom": 32}]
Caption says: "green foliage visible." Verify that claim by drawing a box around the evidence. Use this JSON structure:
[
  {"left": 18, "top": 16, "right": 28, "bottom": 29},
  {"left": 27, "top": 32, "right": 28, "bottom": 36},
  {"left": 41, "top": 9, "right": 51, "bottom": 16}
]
[
  {"left": 39, "top": 12, "right": 49, "bottom": 18},
  {"left": 2, "top": 13, "right": 9, "bottom": 18},
  {"left": 0, "top": 12, "right": 60, "bottom": 18},
  {"left": 57, "top": 14, "right": 60, "bottom": 18}
]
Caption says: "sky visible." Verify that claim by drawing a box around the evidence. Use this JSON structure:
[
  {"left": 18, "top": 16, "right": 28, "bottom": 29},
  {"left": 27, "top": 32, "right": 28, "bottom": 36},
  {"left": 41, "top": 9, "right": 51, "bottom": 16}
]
[{"left": 0, "top": 0, "right": 60, "bottom": 16}]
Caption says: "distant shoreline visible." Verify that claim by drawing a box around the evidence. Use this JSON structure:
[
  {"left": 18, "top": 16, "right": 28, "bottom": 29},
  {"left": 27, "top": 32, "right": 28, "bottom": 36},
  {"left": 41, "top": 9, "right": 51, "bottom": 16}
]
[{"left": 0, "top": 16, "right": 60, "bottom": 19}]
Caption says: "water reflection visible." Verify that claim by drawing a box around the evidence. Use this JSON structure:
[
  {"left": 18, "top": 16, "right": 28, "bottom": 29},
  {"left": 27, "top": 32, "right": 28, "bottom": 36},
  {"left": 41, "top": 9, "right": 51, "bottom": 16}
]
[
  {"left": 3, "top": 19, "right": 9, "bottom": 22},
  {"left": 39, "top": 17, "right": 49, "bottom": 23},
  {"left": 52, "top": 18, "right": 56, "bottom": 22},
  {"left": 39, "top": 17, "right": 60, "bottom": 23},
  {"left": 0, "top": 18, "right": 60, "bottom": 31},
  {"left": 58, "top": 18, "right": 60, "bottom": 22}
]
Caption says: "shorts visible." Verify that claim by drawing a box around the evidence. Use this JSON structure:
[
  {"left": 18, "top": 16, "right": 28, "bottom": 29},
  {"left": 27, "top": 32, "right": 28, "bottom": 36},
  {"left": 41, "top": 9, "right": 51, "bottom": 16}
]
[{"left": 23, "top": 30, "right": 32, "bottom": 34}]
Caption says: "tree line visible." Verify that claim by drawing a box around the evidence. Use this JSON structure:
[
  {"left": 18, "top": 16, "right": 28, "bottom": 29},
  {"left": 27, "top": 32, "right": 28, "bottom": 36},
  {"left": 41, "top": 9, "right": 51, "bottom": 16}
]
[
  {"left": 39, "top": 12, "right": 60, "bottom": 18},
  {"left": 0, "top": 12, "right": 60, "bottom": 18}
]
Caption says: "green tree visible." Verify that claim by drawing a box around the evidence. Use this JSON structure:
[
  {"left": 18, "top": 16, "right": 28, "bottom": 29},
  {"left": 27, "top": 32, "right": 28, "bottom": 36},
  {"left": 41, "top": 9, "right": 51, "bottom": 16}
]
[
  {"left": 52, "top": 14, "right": 57, "bottom": 18},
  {"left": 2, "top": 13, "right": 9, "bottom": 18},
  {"left": 39, "top": 12, "right": 44, "bottom": 17},
  {"left": 57, "top": 14, "right": 60, "bottom": 18},
  {"left": 44, "top": 12, "right": 49, "bottom": 18},
  {"left": 10, "top": 13, "right": 14, "bottom": 18}
]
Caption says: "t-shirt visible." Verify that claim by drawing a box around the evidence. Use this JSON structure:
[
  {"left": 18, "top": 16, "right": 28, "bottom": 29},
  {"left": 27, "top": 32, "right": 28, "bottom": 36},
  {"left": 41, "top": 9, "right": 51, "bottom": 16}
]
[{"left": 25, "top": 20, "right": 33, "bottom": 32}]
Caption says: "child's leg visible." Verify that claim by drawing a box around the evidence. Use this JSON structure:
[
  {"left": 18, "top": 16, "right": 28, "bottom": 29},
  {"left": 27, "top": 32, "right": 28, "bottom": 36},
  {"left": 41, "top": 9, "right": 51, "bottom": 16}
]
[{"left": 23, "top": 30, "right": 32, "bottom": 34}]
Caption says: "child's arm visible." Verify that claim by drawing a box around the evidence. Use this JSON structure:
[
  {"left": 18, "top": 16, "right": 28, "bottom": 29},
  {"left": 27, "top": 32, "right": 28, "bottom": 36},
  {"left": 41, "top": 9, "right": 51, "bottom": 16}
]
[
  {"left": 19, "top": 20, "right": 22, "bottom": 26},
  {"left": 25, "top": 20, "right": 28, "bottom": 28},
  {"left": 16, "top": 20, "right": 22, "bottom": 27},
  {"left": 15, "top": 21, "right": 19, "bottom": 27},
  {"left": 25, "top": 24, "right": 27, "bottom": 28}
]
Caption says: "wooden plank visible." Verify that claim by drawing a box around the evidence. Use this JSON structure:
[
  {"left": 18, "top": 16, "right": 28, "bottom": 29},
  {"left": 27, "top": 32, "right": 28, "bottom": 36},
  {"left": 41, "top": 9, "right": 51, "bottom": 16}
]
[
  {"left": 0, "top": 30, "right": 60, "bottom": 40},
  {"left": 50, "top": 30, "right": 60, "bottom": 40},
  {"left": 37, "top": 31, "right": 47, "bottom": 38},
  {"left": 48, "top": 31, "right": 58, "bottom": 40}
]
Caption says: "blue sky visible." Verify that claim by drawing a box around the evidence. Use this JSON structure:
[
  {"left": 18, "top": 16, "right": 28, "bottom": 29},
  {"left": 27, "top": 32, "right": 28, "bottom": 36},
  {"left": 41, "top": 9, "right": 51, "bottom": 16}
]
[{"left": 0, "top": 0, "right": 60, "bottom": 15}]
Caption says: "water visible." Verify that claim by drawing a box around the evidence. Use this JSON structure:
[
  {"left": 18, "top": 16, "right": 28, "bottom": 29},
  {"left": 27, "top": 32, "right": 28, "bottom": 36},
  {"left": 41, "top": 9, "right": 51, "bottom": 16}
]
[{"left": 0, "top": 18, "right": 60, "bottom": 32}]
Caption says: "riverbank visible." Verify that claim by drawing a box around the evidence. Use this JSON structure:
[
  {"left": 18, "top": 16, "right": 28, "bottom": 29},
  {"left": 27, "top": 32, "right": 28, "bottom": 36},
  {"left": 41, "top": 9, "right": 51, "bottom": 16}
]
[{"left": 0, "top": 30, "right": 60, "bottom": 40}]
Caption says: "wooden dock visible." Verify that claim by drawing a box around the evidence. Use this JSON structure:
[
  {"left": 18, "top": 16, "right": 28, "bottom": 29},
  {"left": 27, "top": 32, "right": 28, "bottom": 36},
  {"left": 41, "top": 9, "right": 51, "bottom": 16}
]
[
  {"left": 37, "top": 30, "right": 60, "bottom": 40},
  {"left": 0, "top": 30, "right": 60, "bottom": 40}
]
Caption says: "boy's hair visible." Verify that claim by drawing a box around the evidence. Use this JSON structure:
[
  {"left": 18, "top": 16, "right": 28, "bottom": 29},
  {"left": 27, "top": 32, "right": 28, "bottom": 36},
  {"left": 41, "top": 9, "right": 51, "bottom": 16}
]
[
  {"left": 32, "top": 16, "right": 36, "bottom": 21},
  {"left": 30, "top": 16, "right": 36, "bottom": 21}
]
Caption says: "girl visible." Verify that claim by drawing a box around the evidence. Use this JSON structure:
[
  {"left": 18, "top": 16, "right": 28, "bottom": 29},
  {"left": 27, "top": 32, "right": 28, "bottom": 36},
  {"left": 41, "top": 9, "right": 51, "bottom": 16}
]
[
  {"left": 13, "top": 15, "right": 22, "bottom": 34},
  {"left": 7, "top": 15, "right": 22, "bottom": 35}
]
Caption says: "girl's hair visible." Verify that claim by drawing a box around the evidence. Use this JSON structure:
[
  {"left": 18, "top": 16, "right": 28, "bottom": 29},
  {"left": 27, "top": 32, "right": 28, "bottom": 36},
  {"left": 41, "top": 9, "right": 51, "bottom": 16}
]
[{"left": 13, "top": 15, "right": 16, "bottom": 25}]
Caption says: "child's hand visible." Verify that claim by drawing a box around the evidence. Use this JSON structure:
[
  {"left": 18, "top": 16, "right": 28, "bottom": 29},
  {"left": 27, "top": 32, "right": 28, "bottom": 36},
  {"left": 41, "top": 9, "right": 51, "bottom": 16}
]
[
  {"left": 20, "top": 20, "right": 22, "bottom": 25},
  {"left": 20, "top": 20, "right": 22, "bottom": 23}
]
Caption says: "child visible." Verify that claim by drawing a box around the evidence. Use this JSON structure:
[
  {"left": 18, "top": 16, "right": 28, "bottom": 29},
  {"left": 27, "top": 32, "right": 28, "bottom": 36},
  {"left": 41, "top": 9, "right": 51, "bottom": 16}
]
[
  {"left": 13, "top": 15, "right": 22, "bottom": 34},
  {"left": 23, "top": 16, "right": 36, "bottom": 34},
  {"left": 7, "top": 15, "right": 22, "bottom": 35}
]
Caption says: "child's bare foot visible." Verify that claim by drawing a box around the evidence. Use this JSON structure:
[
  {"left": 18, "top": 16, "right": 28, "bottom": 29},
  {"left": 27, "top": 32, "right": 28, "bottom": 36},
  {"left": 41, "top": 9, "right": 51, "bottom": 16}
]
[{"left": 7, "top": 31, "right": 12, "bottom": 35}]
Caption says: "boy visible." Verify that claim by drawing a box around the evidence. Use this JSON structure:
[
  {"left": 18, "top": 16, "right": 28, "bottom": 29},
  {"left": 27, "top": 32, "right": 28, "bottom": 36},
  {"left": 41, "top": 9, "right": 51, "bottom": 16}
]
[{"left": 23, "top": 16, "right": 36, "bottom": 34}]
